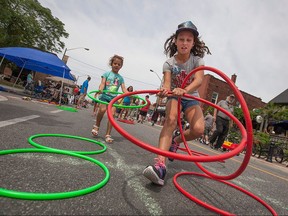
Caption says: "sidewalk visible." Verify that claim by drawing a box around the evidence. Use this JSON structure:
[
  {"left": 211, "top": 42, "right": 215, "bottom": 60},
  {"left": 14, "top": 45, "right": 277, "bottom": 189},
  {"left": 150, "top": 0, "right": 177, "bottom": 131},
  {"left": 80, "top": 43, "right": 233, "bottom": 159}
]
[
  {"left": 0, "top": 83, "right": 74, "bottom": 106},
  {"left": 0, "top": 83, "right": 27, "bottom": 96}
]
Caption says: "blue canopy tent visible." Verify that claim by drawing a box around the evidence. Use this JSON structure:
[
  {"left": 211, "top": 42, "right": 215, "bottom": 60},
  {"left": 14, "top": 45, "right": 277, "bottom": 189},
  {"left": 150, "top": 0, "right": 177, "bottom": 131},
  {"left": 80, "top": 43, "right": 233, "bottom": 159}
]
[{"left": 0, "top": 47, "right": 75, "bottom": 104}]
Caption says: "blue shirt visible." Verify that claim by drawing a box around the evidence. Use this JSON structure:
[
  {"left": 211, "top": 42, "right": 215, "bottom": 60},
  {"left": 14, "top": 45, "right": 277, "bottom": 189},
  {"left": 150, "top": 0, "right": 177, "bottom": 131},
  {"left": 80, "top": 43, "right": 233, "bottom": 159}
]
[
  {"left": 80, "top": 79, "right": 89, "bottom": 94},
  {"left": 123, "top": 96, "right": 131, "bottom": 104}
]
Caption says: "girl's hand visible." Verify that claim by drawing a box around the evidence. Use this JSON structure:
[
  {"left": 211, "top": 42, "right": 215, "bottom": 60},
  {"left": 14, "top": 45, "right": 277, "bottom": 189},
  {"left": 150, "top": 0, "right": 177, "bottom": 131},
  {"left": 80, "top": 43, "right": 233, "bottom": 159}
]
[
  {"left": 172, "top": 88, "right": 187, "bottom": 96},
  {"left": 158, "top": 87, "right": 170, "bottom": 98}
]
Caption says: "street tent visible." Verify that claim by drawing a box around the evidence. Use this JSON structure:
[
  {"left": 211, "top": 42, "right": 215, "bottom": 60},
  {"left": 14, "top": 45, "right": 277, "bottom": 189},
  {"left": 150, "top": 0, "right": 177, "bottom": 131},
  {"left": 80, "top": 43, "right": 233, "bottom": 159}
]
[
  {"left": 0, "top": 47, "right": 75, "bottom": 104},
  {"left": 45, "top": 76, "right": 76, "bottom": 87},
  {"left": 0, "top": 47, "right": 75, "bottom": 81}
]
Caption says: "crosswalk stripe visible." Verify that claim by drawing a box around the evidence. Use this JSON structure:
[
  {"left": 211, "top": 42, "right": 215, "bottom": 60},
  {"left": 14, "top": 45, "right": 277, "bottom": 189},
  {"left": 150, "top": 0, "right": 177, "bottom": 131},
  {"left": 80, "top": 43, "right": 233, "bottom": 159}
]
[
  {"left": 0, "top": 95, "right": 8, "bottom": 101},
  {"left": 0, "top": 115, "right": 40, "bottom": 128}
]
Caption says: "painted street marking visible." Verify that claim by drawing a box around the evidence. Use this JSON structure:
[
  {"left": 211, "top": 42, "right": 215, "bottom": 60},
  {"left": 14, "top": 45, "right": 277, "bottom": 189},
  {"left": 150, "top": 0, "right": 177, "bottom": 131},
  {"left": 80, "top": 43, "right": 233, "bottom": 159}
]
[
  {"left": 50, "top": 109, "right": 63, "bottom": 113},
  {"left": 7, "top": 96, "right": 22, "bottom": 100},
  {"left": 0, "top": 95, "right": 8, "bottom": 101},
  {"left": 0, "top": 115, "right": 40, "bottom": 128}
]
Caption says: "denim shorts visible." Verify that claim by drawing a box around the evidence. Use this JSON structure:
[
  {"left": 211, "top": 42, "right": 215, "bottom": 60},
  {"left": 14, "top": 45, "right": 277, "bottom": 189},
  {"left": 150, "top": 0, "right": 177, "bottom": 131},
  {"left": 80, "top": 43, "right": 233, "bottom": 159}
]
[
  {"left": 168, "top": 97, "right": 199, "bottom": 112},
  {"left": 99, "top": 95, "right": 119, "bottom": 104}
]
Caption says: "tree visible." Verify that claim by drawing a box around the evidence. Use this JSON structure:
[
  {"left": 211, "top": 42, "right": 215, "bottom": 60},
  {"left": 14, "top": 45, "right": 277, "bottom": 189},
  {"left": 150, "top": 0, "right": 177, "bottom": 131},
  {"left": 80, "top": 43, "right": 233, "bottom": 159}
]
[
  {"left": 0, "top": 0, "right": 68, "bottom": 53},
  {"left": 255, "top": 103, "right": 288, "bottom": 132}
]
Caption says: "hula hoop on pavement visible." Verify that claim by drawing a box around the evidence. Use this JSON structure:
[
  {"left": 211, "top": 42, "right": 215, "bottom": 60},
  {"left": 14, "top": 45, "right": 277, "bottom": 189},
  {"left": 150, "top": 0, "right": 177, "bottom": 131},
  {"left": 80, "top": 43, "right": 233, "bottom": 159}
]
[
  {"left": 87, "top": 90, "right": 147, "bottom": 108},
  {"left": 0, "top": 148, "right": 110, "bottom": 200},
  {"left": 56, "top": 105, "right": 78, "bottom": 112},
  {"left": 28, "top": 134, "right": 106, "bottom": 155},
  {"left": 117, "top": 118, "right": 135, "bottom": 124},
  {"left": 173, "top": 172, "right": 277, "bottom": 216}
]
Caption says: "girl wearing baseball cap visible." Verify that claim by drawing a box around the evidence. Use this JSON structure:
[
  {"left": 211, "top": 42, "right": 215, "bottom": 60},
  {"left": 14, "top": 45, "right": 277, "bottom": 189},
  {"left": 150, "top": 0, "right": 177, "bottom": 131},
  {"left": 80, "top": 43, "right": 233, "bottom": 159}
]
[{"left": 143, "top": 21, "right": 211, "bottom": 185}]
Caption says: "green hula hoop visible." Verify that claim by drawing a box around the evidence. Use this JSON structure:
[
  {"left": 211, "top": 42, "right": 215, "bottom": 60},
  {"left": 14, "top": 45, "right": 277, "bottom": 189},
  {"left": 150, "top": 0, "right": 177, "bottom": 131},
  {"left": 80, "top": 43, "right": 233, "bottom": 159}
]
[
  {"left": 0, "top": 148, "right": 110, "bottom": 200},
  {"left": 56, "top": 105, "right": 78, "bottom": 112},
  {"left": 28, "top": 134, "right": 106, "bottom": 155},
  {"left": 87, "top": 90, "right": 147, "bottom": 108}
]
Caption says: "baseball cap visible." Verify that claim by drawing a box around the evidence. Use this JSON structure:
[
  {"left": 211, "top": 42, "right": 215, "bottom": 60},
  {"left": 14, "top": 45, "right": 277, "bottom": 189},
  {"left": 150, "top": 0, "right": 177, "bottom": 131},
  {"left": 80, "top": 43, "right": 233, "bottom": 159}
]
[
  {"left": 230, "top": 94, "right": 235, "bottom": 98},
  {"left": 176, "top": 21, "right": 199, "bottom": 37}
]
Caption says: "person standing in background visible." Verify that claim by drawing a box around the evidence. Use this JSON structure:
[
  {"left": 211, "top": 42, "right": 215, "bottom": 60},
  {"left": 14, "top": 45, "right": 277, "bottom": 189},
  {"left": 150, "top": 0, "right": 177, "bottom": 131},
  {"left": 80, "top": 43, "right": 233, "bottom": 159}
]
[
  {"left": 201, "top": 111, "right": 214, "bottom": 145},
  {"left": 138, "top": 95, "right": 151, "bottom": 123},
  {"left": 76, "top": 76, "right": 91, "bottom": 109},
  {"left": 209, "top": 94, "right": 235, "bottom": 150}
]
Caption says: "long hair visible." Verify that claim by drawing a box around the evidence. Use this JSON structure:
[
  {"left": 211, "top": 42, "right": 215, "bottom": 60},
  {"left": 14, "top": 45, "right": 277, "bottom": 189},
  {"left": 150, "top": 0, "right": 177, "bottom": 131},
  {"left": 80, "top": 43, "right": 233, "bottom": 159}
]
[{"left": 164, "top": 33, "right": 211, "bottom": 58}]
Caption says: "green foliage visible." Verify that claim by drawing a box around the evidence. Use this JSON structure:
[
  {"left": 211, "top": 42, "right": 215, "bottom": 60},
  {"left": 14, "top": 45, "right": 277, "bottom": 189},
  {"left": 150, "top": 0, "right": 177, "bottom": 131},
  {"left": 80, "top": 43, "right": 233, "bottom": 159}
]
[
  {"left": 205, "top": 106, "right": 214, "bottom": 115},
  {"left": 257, "top": 102, "right": 287, "bottom": 121},
  {"left": 0, "top": 0, "right": 68, "bottom": 53},
  {"left": 227, "top": 129, "right": 241, "bottom": 143},
  {"left": 254, "top": 131, "right": 270, "bottom": 145}
]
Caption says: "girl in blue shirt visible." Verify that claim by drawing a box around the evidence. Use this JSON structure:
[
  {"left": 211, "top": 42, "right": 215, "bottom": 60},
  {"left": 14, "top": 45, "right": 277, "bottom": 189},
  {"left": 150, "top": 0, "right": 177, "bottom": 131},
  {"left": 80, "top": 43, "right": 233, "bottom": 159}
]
[{"left": 119, "top": 86, "right": 134, "bottom": 119}]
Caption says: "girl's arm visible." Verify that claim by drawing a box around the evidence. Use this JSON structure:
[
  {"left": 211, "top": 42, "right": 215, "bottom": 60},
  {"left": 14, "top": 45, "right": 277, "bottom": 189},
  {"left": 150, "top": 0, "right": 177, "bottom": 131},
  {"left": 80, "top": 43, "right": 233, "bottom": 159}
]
[
  {"left": 184, "top": 69, "right": 204, "bottom": 93},
  {"left": 121, "top": 83, "right": 128, "bottom": 94},
  {"left": 159, "top": 71, "right": 171, "bottom": 97},
  {"left": 97, "top": 77, "right": 106, "bottom": 93},
  {"left": 172, "top": 68, "right": 204, "bottom": 96}
]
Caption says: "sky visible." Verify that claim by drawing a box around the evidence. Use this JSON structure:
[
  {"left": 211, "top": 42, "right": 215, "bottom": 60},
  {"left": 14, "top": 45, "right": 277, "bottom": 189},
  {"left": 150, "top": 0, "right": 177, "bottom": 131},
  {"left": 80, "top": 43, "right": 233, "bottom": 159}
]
[{"left": 38, "top": 0, "right": 288, "bottom": 104}]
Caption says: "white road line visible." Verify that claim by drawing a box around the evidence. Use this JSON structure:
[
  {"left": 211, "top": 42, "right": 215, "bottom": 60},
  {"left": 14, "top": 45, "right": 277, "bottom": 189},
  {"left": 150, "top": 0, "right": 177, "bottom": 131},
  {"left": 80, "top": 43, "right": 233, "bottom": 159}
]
[
  {"left": 7, "top": 96, "right": 22, "bottom": 100},
  {"left": 50, "top": 110, "right": 63, "bottom": 113},
  {"left": 0, "top": 115, "right": 40, "bottom": 128},
  {"left": 0, "top": 95, "right": 8, "bottom": 101}
]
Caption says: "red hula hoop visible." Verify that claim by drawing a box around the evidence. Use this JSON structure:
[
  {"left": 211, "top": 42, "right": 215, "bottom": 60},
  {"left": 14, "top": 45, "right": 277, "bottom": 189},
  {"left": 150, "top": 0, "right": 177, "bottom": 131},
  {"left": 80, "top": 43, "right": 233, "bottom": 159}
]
[{"left": 173, "top": 172, "right": 277, "bottom": 216}]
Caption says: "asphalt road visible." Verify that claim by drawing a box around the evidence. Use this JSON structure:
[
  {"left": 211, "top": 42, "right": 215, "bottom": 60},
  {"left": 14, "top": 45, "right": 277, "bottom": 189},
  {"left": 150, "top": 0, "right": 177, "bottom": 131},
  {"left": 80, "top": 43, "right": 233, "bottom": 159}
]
[{"left": 0, "top": 91, "right": 287, "bottom": 215}]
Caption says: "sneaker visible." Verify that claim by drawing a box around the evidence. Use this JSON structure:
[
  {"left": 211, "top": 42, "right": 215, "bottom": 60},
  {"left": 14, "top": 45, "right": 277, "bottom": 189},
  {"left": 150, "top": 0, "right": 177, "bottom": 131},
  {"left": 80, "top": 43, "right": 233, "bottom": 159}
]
[
  {"left": 143, "top": 158, "right": 166, "bottom": 186},
  {"left": 168, "top": 138, "right": 180, "bottom": 162}
]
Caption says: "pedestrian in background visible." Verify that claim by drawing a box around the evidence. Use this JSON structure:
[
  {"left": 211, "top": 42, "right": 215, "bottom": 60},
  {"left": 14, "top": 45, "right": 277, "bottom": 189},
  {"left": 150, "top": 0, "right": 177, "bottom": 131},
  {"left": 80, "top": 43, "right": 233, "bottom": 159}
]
[
  {"left": 24, "top": 72, "right": 34, "bottom": 92},
  {"left": 209, "top": 94, "right": 235, "bottom": 150},
  {"left": 119, "top": 85, "right": 134, "bottom": 119},
  {"left": 201, "top": 111, "right": 214, "bottom": 145},
  {"left": 138, "top": 95, "right": 151, "bottom": 123},
  {"left": 76, "top": 76, "right": 91, "bottom": 109}
]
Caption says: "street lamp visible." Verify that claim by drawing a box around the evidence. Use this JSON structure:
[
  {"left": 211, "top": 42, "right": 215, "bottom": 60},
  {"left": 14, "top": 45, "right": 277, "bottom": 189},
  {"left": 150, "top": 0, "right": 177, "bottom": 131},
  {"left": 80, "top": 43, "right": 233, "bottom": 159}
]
[
  {"left": 150, "top": 69, "right": 162, "bottom": 82},
  {"left": 62, "top": 47, "right": 90, "bottom": 61}
]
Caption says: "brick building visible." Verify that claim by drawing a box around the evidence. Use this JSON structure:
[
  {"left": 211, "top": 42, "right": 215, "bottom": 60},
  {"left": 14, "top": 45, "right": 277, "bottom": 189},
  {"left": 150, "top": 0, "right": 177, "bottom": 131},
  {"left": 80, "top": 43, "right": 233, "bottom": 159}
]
[{"left": 199, "top": 74, "right": 266, "bottom": 111}]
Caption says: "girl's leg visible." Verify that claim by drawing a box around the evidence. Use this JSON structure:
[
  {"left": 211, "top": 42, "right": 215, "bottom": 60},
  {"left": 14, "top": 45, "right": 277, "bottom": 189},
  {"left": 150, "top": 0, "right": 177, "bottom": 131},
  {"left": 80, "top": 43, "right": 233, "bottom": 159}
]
[
  {"left": 119, "top": 108, "right": 124, "bottom": 119},
  {"left": 143, "top": 99, "right": 178, "bottom": 186},
  {"left": 157, "top": 99, "right": 179, "bottom": 164},
  {"left": 172, "top": 105, "right": 204, "bottom": 144},
  {"left": 105, "top": 106, "right": 116, "bottom": 142},
  {"left": 95, "top": 104, "right": 107, "bottom": 127},
  {"left": 92, "top": 103, "right": 107, "bottom": 136}
]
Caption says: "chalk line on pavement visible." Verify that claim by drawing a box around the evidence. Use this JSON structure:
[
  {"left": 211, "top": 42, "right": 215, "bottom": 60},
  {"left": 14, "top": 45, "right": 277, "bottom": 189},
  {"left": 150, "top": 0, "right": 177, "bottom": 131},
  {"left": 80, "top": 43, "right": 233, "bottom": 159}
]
[{"left": 106, "top": 146, "right": 163, "bottom": 215}]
